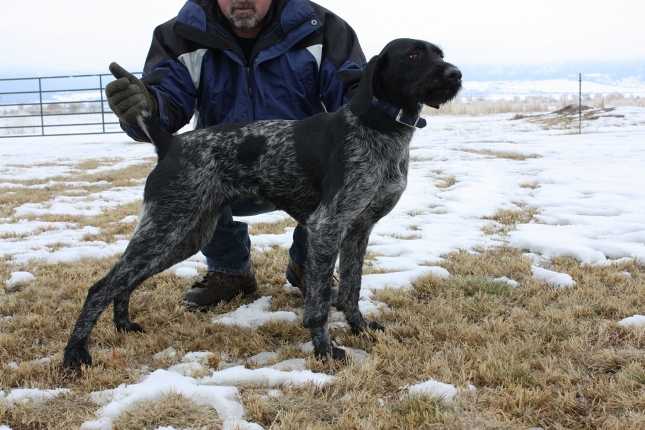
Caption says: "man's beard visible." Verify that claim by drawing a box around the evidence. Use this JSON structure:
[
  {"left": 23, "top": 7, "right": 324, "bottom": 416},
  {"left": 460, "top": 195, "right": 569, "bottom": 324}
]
[{"left": 226, "top": 1, "right": 262, "bottom": 30}]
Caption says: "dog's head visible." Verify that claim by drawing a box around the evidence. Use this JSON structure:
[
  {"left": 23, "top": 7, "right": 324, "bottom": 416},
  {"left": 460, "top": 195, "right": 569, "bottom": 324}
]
[{"left": 351, "top": 38, "right": 462, "bottom": 122}]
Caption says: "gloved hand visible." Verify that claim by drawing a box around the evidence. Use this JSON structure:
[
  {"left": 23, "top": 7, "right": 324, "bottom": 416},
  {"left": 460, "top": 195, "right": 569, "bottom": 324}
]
[{"left": 106, "top": 62, "right": 157, "bottom": 126}]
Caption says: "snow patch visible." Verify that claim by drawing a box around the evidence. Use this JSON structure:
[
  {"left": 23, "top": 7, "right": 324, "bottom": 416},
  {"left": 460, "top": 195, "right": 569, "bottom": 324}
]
[
  {"left": 119, "top": 215, "right": 139, "bottom": 224},
  {"left": 1, "top": 388, "right": 69, "bottom": 405},
  {"left": 80, "top": 370, "right": 259, "bottom": 430},
  {"left": 617, "top": 315, "right": 645, "bottom": 328},
  {"left": 531, "top": 266, "right": 576, "bottom": 288},
  {"left": 14, "top": 186, "right": 144, "bottom": 217},
  {"left": 202, "top": 365, "right": 334, "bottom": 388},
  {"left": 153, "top": 347, "right": 178, "bottom": 362},
  {"left": 492, "top": 276, "right": 520, "bottom": 288},
  {"left": 5, "top": 271, "right": 35, "bottom": 291},
  {"left": 212, "top": 297, "right": 298, "bottom": 328},
  {"left": 408, "top": 379, "right": 458, "bottom": 401}
]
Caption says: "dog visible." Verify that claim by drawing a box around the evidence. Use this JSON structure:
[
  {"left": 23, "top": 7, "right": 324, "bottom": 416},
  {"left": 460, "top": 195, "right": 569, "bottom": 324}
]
[{"left": 62, "top": 38, "right": 461, "bottom": 370}]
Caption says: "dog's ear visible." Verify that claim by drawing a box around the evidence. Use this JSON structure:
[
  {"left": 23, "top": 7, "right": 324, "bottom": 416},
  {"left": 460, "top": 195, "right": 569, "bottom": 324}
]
[{"left": 350, "top": 55, "right": 381, "bottom": 116}]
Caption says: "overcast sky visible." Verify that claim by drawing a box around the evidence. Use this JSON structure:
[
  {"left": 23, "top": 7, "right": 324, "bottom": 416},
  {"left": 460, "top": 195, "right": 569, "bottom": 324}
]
[{"left": 1, "top": 0, "right": 644, "bottom": 77}]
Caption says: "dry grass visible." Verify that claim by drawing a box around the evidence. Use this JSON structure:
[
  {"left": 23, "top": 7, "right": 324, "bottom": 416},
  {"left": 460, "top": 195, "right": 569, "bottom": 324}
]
[
  {"left": 113, "top": 393, "right": 222, "bottom": 429},
  {"left": 435, "top": 175, "right": 457, "bottom": 189},
  {"left": 0, "top": 183, "right": 105, "bottom": 219},
  {"left": 511, "top": 106, "right": 628, "bottom": 131},
  {"left": 519, "top": 181, "right": 540, "bottom": 190},
  {"left": 482, "top": 207, "right": 539, "bottom": 236},
  {"left": 248, "top": 218, "right": 297, "bottom": 235},
  {"left": 0, "top": 246, "right": 309, "bottom": 429},
  {"left": 0, "top": 158, "right": 153, "bottom": 219},
  {"left": 3, "top": 245, "right": 643, "bottom": 429},
  {"left": 239, "top": 248, "right": 645, "bottom": 429},
  {"left": 74, "top": 160, "right": 154, "bottom": 188},
  {"left": 74, "top": 158, "right": 121, "bottom": 171},
  {"left": 430, "top": 94, "right": 645, "bottom": 116},
  {"left": 2, "top": 170, "right": 645, "bottom": 428},
  {"left": 461, "top": 149, "right": 541, "bottom": 161}
]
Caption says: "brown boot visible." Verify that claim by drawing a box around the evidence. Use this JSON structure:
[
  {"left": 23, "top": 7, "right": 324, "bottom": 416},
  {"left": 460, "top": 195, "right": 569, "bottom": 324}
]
[{"left": 184, "top": 269, "right": 257, "bottom": 310}]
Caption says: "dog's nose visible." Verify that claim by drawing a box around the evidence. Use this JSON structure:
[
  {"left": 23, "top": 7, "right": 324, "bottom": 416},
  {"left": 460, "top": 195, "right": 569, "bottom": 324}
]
[{"left": 444, "top": 67, "right": 462, "bottom": 82}]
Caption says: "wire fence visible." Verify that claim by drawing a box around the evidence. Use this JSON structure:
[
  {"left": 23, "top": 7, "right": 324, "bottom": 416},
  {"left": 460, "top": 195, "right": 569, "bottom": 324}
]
[{"left": 0, "top": 72, "right": 141, "bottom": 138}]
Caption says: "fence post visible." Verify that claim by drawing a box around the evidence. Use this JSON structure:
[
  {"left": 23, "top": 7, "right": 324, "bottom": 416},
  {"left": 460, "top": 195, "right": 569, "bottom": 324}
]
[
  {"left": 578, "top": 73, "right": 582, "bottom": 135},
  {"left": 38, "top": 77, "right": 44, "bottom": 136},
  {"left": 99, "top": 74, "right": 106, "bottom": 133}
]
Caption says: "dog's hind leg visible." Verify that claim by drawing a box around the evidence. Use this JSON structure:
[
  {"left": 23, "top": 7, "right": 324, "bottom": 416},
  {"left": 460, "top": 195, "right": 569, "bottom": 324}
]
[
  {"left": 113, "top": 290, "right": 143, "bottom": 333},
  {"left": 63, "top": 199, "right": 221, "bottom": 371}
]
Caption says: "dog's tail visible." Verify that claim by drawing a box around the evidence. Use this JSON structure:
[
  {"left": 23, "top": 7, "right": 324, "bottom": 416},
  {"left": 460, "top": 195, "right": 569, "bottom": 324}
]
[
  {"left": 109, "top": 62, "right": 173, "bottom": 160},
  {"left": 135, "top": 111, "right": 173, "bottom": 161}
]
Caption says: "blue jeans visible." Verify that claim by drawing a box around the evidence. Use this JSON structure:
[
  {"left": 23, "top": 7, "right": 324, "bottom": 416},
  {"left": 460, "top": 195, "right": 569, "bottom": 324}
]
[{"left": 201, "top": 198, "right": 307, "bottom": 273}]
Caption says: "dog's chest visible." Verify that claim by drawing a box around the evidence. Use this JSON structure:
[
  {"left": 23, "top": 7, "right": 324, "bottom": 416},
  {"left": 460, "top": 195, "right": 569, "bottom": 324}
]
[
  {"left": 378, "top": 151, "right": 409, "bottom": 205},
  {"left": 356, "top": 139, "right": 410, "bottom": 218}
]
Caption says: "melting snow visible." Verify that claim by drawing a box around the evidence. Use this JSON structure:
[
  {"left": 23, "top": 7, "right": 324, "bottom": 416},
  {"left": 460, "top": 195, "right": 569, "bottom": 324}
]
[
  {"left": 0, "top": 388, "right": 69, "bottom": 405},
  {"left": 202, "top": 365, "right": 334, "bottom": 388},
  {"left": 212, "top": 296, "right": 298, "bottom": 328},
  {"left": 531, "top": 266, "right": 576, "bottom": 288},
  {"left": 493, "top": 276, "right": 520, "bottom": 288},
  {"left": 80, "top": 370, "right": 258, "bottom": 430},
  {"left": 5, "top": 271, "right": 35, "bottom": 291},
  {"left": 617, "top": 315, "right": 645, "bottom": 328},
  {"left": 408, "top": 379, "right": 459, "bottom": 401}
]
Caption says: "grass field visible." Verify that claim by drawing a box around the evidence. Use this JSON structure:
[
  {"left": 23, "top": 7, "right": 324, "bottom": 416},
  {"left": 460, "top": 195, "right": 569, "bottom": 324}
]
[
  {"left": 2, "top": 110, "right": 645, "bottom": 429},
  {"left": 1, "top": 237, "right": 643, "bottom": 429}
]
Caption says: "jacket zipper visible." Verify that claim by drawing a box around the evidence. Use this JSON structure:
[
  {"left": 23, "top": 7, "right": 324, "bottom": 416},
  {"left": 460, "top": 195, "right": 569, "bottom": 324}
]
[{"left": 245, "top": 65, "right": 255, "bottom": 120}]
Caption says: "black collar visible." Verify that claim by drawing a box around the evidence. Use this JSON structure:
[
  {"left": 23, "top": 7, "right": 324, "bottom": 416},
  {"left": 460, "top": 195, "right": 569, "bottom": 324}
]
[{"left": 370, "top": 98, "right": 427, "bottom": 129}]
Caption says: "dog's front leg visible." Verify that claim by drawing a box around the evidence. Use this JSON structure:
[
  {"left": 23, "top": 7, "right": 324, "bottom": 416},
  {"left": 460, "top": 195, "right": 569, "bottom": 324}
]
[
  {"left": 302, "top": 217, "right": 345, "bottom": 361},
  {"left": 337, "top": 219, "right": 385, "bottom": 334}
]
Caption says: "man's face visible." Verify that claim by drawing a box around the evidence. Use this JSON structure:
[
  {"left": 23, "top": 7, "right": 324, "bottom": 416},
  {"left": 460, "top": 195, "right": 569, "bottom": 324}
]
[{"left": 217, "top": 0, "right": 273, "bottom": 31}]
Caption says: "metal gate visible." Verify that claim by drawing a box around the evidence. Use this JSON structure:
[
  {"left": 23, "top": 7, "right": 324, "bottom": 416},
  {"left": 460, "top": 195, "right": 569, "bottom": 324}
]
[{"left": 0, "top": 72, "right": 141, "bottom": 138}]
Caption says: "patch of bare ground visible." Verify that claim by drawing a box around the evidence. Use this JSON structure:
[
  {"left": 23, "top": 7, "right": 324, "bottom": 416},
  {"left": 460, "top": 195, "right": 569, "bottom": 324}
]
[
  {"left": 511, "top": 105, "right": 626, "bottom": 131},
  {"left": 435, "top": 175, "right": 457, "bottom": 189},
  {"left": 0, "top": 158, "right": 153, "bottom": 219},
  {"left": 482, "top": 206, "right": 539, "bottom": 235},
  {"left": 0, "top": 246, "right": 306, "bottom": 428},
  {"left": 74, "top": 158, "right": 121, "bottom": 171},
  {"left": 461, "top": 148, "right": 542, "bottom": 161},
  {"left": 240, "top": 248, "right": 645, "bottom": 429},
  {"left": 248, "top": 217, "right": 297, "bottom": 235},
  {"left": 427, "top": 95, "right": 645, "bottom": 116},
  {"left": 74, "top": 160, "right": 155, "bottom": 187},
  {"left": 519, "top": 180, "right": 540, "bottom": 190},
  {"left": 3, "top": 227, "right": 644, "bottom": 428},
  {"left": 0, "top": 183, "right": 105, "bottom": 219},
  {"left": 112, "top": 393, "right": 222, "bottom": 429}
]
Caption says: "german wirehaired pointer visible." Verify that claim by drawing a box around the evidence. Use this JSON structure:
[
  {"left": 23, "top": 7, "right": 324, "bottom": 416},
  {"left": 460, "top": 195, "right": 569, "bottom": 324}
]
[{"left": 63, "top": 38, "right": 462, "bottom": 370}]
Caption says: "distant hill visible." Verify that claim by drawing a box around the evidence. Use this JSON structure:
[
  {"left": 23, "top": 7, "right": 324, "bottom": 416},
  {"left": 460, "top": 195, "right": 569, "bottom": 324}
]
[{"left": 461, "top": 60, "right": 645, "bottom": 82}]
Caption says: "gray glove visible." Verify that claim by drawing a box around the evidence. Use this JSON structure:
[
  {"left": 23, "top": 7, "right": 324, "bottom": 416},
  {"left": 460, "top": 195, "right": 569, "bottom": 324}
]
[{"left": 106, "top": 62, "right": 157, "bottom": 126}]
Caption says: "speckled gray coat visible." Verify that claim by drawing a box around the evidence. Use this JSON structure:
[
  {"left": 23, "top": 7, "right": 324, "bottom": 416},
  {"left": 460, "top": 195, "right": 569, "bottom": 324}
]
[{"left": 63, "top": 38, "right": 462, "bottom": 369}]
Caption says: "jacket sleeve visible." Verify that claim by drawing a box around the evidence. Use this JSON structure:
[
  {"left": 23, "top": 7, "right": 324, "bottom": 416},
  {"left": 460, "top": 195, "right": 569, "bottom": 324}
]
[
  {"left": 121, "top": 20, "right": 197, "bottom": 141},
  {"left": 318, "top": 13, "right": 366, "bottom": 112}
]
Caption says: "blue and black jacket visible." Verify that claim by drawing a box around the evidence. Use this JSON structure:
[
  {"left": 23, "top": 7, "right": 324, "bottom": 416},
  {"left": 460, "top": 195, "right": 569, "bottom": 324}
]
[{"left": 124, "top": 0, "right": 366, "bottom": 141}]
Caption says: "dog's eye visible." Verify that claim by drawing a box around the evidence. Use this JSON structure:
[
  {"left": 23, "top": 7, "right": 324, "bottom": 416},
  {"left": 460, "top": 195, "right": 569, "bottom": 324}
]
[{"left": 408, "top": 53, "right": 420, "bottom": 62}]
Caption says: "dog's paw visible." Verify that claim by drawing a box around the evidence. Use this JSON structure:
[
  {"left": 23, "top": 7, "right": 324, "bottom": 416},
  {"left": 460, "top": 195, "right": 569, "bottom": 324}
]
[
  {"left": 115, "top": 320, "right": 145, "bottom": 333},
  {"left": 350, "top": 319, "right": 385, "bottom": 335},
  {"left": 313, "top": 344, "right": 347, "bottom": 362},
  {"left": 62, "top": 344, "right": 92, "bottom": 371},
  {"left": 331, "top": 345, "right": 347, "bottom": 361}
]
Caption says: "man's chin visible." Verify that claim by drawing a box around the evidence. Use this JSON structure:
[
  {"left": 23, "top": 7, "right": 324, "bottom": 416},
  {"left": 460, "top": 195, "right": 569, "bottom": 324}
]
[{"left": 232, "top": 16, "right": 261, "bottom": 30}]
